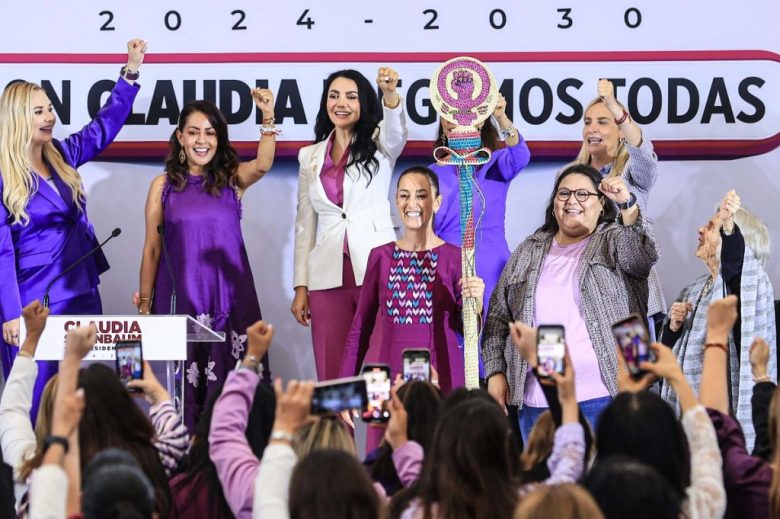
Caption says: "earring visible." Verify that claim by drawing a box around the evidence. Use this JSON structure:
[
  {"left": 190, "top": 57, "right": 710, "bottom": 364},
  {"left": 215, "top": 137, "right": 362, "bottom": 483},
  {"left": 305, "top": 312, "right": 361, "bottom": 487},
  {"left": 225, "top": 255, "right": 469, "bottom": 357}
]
[
  {"left": 178, "top": 149, "right": 186, "bottom": 164},
  {"left": 440, "top": 130, "right": 447, "bottom": 143},
  {"left": 600, "top": 208, "right": 605, "bottom": 216}
]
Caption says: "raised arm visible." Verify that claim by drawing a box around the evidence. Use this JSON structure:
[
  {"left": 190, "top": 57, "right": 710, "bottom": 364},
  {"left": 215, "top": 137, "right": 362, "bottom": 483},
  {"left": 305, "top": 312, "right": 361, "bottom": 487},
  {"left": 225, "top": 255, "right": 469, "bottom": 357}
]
[
  {"left": 136, "top": 175, "right": 166, "bottom": 315},
  {"left": 235, "top": 88, "right": 276, "bottom": 193},
  {"left": 375, "top": 66, "right": 408, "bottom": 161},
  {"left": 59, "top": 39, "right": 145, "bottom": 167},
  {"left": 699, "top": 295, "right": 738, "bottom": 414},
  {"left": 210, "top": 321, "right": 273, "bottom": 516}
]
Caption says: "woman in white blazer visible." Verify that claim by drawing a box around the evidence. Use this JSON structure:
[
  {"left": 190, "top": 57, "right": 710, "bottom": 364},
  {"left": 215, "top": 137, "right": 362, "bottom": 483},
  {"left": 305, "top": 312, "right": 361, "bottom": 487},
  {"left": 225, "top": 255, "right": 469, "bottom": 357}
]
[{"left": 291, "top": 66, "right": 408, "bottom": 380}]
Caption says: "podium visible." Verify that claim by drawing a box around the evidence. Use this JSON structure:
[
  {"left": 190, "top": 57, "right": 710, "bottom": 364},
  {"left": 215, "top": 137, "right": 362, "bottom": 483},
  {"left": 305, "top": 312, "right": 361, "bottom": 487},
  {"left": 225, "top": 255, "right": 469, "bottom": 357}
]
[{"left": 20, "top": 314, "right": 225, "bottom": 419}]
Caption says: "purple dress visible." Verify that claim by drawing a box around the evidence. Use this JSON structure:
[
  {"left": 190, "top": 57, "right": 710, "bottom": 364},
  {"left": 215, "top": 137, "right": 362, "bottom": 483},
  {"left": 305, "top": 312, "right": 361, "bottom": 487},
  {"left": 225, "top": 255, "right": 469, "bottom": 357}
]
[
  {"left": 340, "top": 242, "right": 465, "bottom": 394},
  {"left": 430, "top": 140, "right": 530, "bottom": 315},
  {"left": 152, "top": 175, "right": 264, "bottom": 431}
]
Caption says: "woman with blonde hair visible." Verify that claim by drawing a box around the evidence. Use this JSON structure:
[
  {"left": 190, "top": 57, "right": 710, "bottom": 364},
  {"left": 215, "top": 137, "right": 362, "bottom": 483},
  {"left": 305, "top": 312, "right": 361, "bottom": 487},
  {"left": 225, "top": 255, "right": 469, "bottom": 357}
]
[
  {"left": 0, "top": 39, "right": 146, "bottom": 415},
  {"left": 573, "top": 79, "right": 666, "bottom": 322}
]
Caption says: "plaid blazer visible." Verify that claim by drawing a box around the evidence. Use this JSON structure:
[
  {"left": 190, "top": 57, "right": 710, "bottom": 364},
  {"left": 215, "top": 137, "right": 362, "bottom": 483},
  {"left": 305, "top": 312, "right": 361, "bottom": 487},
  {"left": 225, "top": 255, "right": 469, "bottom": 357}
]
[{"left": 482, "top": 216, "right": 658, "bottom": 407}]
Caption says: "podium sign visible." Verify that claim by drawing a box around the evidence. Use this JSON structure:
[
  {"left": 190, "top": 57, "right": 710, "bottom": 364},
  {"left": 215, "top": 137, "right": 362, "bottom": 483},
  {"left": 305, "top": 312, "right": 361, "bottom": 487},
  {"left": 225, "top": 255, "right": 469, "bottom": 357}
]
[{"left": 19, "top": 315, "right": 192, "bottom": 361}]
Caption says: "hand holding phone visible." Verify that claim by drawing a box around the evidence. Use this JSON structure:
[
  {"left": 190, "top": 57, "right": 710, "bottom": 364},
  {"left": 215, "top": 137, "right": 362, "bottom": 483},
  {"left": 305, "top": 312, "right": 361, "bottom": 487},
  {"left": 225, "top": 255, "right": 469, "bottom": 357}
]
[
  {"left": 115, "top": 340, "right": 144, "bottom": 390},
  {"left": 361, "top": 364, "right": 391, "bottom": 423},
  {"left": 536, "top": 325, "right": 565, "bottom": 378},
  {"left": 611, "top": 314, "right": 655, "bottom": 379},
  {"left": 402, "top": 349, "right": 430, "bottom": 382},
  {"left": 310, "top": 376, "right": 367, "bottom": 415}
]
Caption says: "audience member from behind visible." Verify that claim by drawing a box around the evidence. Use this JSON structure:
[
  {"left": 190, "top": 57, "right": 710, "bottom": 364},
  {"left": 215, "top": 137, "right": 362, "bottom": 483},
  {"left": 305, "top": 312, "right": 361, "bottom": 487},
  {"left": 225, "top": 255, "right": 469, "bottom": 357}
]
[
  {"left": 366, "top": 380, "right": 442, "bottom": 496},
  {"left": 0, "top": 301, "right": 186, "bottom": 518},
  {"left": 208, "top": 320, "right": 277, "bottom": 518},
  {"left": 698, "top": 295, "right": 772, "bottom": 519},
  {"left": 392, "top": 349, "right": 584, "bottom": 519},
  {"left": 598, "top": 341, "right": 726, "bottom": 518},
  {"left": 583, "top": 457, "right": 680, "bottom": 519},
  {"left": 81, "top": 448, "right": 155, "bottom": 519},
  {"left": 513, "top": 483, "right": 604, "bottom": 519},
  {"left": 289, "top": 449, "right": 383, "bottom": 519}
]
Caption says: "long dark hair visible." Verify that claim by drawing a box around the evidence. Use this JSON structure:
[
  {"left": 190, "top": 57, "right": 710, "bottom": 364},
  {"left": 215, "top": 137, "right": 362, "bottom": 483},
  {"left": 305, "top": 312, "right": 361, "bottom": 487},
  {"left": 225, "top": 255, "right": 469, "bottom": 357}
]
[
  {"left": 77, "top": 364, "right": 172, "bottom": 518},
  {"left": 368, "top": 382, "right": 443, "bottom": 495},
  {"left": 537, "top": 163, "right": 617, "bottom": 234},
  {"left": 596, "top": 392, "right": 691, "bottom": 503},
  {"left": 433, "top": 119, "right": 499, "bottom": 151},
  {"left": 313, "top": 69, "right": 381, "bottom": 181},
  {"left": 171, "top": 380, "right": 276, "bottom": 518},
  {"left": 165, "top": 100, "right": 240, "bottom": 196},
  {"left": 82, "top": 448, "right": 156, "bottom": 519},
  {"left": 289, "top": 449, "right": 382, "bottom": 519},
  {"left": 400, "top": 395, "right": 521, "bottom": 519},
  {"left": 583, "top": 456, "right": 681, "bottom": 519}
]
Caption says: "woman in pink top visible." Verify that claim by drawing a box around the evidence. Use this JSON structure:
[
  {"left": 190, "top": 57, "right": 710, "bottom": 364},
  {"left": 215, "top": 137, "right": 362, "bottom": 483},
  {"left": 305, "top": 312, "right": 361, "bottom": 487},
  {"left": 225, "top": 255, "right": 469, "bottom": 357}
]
[{"left": 482, "top": 164, "right": 658, "bottom": 441}]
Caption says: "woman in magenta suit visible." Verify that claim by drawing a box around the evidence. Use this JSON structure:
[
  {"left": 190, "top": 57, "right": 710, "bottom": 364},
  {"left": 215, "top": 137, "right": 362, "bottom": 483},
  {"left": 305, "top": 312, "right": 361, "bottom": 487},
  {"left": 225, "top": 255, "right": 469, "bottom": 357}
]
[
  {"left": 340, "top": 166, "right": 484, "bottom": 394},
  {"left": 0, "top": 39, "right": 146, "bottom": 418}
]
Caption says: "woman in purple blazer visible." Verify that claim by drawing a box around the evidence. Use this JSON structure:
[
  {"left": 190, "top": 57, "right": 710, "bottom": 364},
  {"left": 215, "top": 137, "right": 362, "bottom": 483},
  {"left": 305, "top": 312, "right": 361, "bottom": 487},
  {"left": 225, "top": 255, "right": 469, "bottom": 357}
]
[{"left": 0, "top": 39, "right": 146, "bottom": 416}]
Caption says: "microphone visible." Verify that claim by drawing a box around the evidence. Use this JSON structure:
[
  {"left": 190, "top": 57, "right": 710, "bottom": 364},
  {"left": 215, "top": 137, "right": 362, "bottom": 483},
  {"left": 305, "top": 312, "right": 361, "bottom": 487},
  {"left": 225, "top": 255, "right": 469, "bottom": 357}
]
[
  {"left": 157, "top": 224, "right": 177, "bottom": 315},
  {"left": 43, "top": 228, "right": 122, "bottom": 308}
]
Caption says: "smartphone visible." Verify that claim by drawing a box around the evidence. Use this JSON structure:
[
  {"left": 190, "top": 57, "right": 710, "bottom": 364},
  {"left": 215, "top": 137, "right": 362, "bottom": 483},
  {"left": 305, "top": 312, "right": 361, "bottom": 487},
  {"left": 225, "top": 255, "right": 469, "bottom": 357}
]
[
  {"left": 115, "top": 340, "right": 144, "bottom": 389},
  {"left": 361, "top": 364, "right": 392, "bottom": 423},
  {"left": 536, "top": 325, "right": 565, "bottom": 378},
  {"left": 402, "top": 349, "right": 431, "bottom": 382},
  {"left": 612, "top": 313, "right": 655, "bottom": 378},
  {"left": 310, "top": 376, "right": 368, "bottom": 415}
]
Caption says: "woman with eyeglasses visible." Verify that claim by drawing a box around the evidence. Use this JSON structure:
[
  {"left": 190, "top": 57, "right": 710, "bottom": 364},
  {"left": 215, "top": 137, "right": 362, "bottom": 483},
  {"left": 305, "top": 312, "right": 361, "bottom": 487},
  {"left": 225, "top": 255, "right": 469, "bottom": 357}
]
[{"left": 482, "top": 164, "right": 658, "bottom": 441}]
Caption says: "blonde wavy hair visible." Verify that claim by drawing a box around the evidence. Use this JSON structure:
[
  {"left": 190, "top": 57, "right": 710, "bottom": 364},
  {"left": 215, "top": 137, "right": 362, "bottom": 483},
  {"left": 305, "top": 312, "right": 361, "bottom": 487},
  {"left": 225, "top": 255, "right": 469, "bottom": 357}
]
[
  {"left": 573, "top": 97, "right": 630, "bottom": 178},
  {"left": 0, "top": 81, "right": 85, "bottom": 225}
]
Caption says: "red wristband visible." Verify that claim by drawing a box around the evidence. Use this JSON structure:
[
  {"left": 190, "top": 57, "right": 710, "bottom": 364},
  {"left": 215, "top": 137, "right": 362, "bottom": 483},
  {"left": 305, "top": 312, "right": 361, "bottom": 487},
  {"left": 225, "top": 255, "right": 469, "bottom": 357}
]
[
  {"left": 705, "top": 342, "right": 728, "bottom": 353},
  {"left": 614, "top": 110, "right": 630, "bottom": 125}
]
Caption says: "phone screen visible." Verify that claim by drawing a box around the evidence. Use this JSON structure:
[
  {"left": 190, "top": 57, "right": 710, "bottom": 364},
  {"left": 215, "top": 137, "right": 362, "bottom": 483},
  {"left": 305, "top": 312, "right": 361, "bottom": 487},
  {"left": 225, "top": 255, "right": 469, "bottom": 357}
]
[
  {"left": 402, "top": 349, "right": 430, "bottom": 382},
  {"left": 115, "top": 341, "right": 143, "bottom": 388},
  {"left": 536, "top": 325, "right": 565, "bottom": 377},
  {"left": 612, "top": 314, "right": 654, "bottom": 376},
  {"left": 361, "top": 365, "right": 391, "bottom": 423},
  {"left": 310, "top": 377, "right": 367, "bottom": 415}
]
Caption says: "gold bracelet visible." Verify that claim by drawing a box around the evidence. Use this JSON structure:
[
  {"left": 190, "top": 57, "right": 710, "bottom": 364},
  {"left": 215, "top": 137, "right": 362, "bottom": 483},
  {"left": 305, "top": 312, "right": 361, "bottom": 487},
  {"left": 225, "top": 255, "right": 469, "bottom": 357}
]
[{"left": 17, "top": 350, "right": 33, "bottom": 359}]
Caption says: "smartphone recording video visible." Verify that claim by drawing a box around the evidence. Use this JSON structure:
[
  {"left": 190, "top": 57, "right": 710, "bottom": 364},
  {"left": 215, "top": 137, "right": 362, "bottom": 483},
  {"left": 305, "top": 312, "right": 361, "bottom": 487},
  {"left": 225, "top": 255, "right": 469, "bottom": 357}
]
[
  {"left": 310, "top": 376, "right": 368, "bottom": 415},
  {"left": 402, "top": 349, "right": 431, "bottom": 382},
  {"left": 115, "top": 340, "right": 144, "bottom": 389},
  {"left": 361, "top": 364, "right": 391, "bottom": 423},
  {"left": 536, "top": 325, "right": 565, "bottom": 378},
  {"left": 612, "top": 313, "right": 655, "bottom": 378}
]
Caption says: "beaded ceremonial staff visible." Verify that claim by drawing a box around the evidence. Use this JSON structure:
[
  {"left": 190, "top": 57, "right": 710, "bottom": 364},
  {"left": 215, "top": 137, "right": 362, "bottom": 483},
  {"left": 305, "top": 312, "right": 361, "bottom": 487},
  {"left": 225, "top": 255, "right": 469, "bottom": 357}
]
[{"left": 430, "top": 57, "right": 498, "bottom": 389}]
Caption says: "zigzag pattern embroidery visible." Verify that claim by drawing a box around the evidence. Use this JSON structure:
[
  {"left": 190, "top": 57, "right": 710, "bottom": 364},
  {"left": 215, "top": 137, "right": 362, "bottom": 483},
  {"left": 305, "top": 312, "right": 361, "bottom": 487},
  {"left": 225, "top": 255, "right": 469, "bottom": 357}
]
[{"left": 386, "top": 246, "right": 438, "bottom": 325}]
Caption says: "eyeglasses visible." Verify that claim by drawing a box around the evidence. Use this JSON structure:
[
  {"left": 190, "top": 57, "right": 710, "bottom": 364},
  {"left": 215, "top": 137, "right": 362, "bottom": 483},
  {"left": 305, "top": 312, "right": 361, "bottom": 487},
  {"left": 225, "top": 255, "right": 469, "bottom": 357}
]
[{"left": 556, "top": 188, "right": 601, "bottom": 203}]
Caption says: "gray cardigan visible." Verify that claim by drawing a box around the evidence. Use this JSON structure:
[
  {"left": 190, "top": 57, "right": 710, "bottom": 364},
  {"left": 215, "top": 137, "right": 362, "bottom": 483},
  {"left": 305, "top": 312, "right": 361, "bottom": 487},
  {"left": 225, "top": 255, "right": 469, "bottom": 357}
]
[{"left": 482, "top": 216, "right": 658, "bottom": 407}]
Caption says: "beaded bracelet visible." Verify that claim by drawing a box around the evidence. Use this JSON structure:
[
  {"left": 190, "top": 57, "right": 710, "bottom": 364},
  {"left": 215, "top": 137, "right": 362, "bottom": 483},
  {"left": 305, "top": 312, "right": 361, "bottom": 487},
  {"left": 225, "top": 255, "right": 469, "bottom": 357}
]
[{"left": 261, "top": 125, "right": 280, "bottom": 137}]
